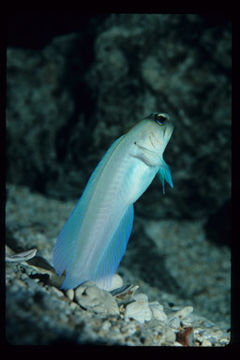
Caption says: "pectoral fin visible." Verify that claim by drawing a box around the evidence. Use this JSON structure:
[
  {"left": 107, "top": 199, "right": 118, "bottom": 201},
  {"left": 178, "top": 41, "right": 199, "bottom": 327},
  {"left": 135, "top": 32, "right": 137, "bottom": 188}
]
[{"left": 158, "top": 159, "right": 173, "bottom": 194}]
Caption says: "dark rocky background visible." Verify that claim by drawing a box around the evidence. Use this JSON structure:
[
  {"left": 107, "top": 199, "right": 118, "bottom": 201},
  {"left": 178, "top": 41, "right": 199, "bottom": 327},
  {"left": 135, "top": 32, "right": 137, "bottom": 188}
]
[
  {"left": 6, "top": 13, "right": 231, "bottom": 344},
  {"left": 7, "top": 14, "right": 231, "bottom": 221}
]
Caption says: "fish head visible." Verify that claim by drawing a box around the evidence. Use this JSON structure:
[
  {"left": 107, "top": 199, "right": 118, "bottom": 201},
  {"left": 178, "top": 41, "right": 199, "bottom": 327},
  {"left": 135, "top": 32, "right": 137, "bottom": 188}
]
[{"left": 136, "top": 113, "right": 174, "bottom": 156}]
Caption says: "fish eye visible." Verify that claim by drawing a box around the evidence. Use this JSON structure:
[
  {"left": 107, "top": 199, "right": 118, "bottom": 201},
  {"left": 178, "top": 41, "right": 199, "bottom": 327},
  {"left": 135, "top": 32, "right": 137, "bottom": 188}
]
[
  {"left": 145, "top": 112, "right": 169, "bottom": 125},
  {"left": 154, "top": 113, "right": 168, "bottom": 125}
]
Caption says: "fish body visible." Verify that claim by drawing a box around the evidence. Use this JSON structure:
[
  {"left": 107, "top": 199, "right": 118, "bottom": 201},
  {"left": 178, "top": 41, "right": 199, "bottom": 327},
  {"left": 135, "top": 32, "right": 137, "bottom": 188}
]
[{"left": 53, "top": 113, "right": 174, "bottom": 290}]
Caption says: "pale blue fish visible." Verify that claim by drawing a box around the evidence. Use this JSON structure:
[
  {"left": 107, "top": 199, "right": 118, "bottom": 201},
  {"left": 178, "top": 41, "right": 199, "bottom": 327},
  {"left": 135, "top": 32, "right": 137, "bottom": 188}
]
[{"left": 53, "top": 113, "right": 174, "bottom": 290}]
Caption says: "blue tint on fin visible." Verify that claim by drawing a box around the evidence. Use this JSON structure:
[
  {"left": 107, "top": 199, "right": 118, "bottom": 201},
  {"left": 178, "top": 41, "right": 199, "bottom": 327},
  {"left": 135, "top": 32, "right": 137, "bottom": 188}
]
[
  {"left": 52, "top": 186, "right": 92, "bottom": 281},
  {"left": 158, "top": 159, "right": 173, "bottom": 194},
  {"left": 52, "top": 158, "right": 105, "bottom": 280},
  {"left": 94, "top": 204, "right": 134, "bottom": 290},
  {"left": 52, "top": 136, "right": 124, "bottom": 289}
]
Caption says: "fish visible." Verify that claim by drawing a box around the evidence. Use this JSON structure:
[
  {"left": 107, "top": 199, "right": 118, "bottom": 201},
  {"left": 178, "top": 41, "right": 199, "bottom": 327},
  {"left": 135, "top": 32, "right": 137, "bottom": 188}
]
[{"left": 52, "top": 112, "right": 174, "bottom": 290}]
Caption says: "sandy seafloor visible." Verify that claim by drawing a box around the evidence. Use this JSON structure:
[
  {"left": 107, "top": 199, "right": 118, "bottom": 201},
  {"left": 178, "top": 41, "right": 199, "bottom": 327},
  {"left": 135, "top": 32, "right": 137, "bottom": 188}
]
[{"left": 5, "top": 184, "right": 231, "bottom": 346}]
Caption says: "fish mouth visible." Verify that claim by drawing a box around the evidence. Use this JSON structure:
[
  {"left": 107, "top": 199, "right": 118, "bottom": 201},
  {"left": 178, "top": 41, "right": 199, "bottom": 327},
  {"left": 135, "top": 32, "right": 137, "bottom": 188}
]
[{"left": 163, "top": 123, "right": 174, "bottom": 141}]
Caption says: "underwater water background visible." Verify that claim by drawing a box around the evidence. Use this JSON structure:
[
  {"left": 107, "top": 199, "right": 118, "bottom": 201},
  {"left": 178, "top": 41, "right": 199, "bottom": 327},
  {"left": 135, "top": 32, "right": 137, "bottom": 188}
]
[
  {"left": 6, "top": 13, "right": 231, "bottom": 342},
  {"left": 7, "top": 13, "right": 231, "bottom": 221}
]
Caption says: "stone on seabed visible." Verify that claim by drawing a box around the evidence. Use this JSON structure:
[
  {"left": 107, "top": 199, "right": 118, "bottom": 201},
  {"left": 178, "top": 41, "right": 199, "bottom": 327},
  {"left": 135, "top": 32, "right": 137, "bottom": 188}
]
[
  {"left": 74, "top": 281, "right": 119, "bottom": 316},
  {"left": 107, "top": 274, "right": 124, "bottom": 291},
  {"left": 149, "top": 301, "right": 168, "bottom": 322},
  {"left": 125, "top": 293, "right": 152, "bottom": 324}
]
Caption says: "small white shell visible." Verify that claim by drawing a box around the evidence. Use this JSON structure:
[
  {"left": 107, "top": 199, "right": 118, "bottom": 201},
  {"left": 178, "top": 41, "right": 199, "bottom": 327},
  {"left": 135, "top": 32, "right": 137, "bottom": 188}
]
[
  {"left": 65, "top": 289, "right": 74, "bottom": 301},
  {"left": 125, "top": 293, "right": 152, "bottom": 324},
  {"left": 74, "top": 281, "right": 119, "bottom": 315},
  {"left": 133, "top": 293, "right": 148, "bottom": 302},
  {"left": 107, "top": 274, "right": 123, "bottom": 291},
  {"left": 149, "top": 301, "right": 168, "bottom": 322},
  {"left": 5, "top": 248, "right": 37, "bottom": 262}
]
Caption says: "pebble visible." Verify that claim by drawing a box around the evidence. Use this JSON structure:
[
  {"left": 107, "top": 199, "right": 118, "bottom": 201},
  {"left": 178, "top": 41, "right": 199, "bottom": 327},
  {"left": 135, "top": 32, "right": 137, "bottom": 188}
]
[
  {"left": 69, "top": 302, "right": 78, "bottom": 311},
  {"left": 120, "top": 321, "right": 137, "bottom": 336},
  {"left": 163, "top": 328, "right": 176, "bottom": 344},
  {"left": 74, "top": 281, "right": 119, "bottom": 315},
  {"left": 149, "top": 301, "right": 168, "bottom": 323},
  {"left": 174, "top": 341, "right": 183, "bottom": 346},
  {"left": 207, "top": 336, "right": 217, "bottom": 345},
  {"left": 65, "top": 289, "right": 74, "bottom": 301},
  {"left": 111, "top": 284, "right": 139, "bottom": 304},
  {"left": 101, "top": 320, "right": 112, "bottom": 332},
  {"left": 219, "top": 337, "right": 230, "bottom": 346},
  {"left": 168, "top": 316, "right": 181, "bottom": 329},
  {"left": 181, "top": 317, "right": 193, "bottom": 327},
  {"left": 50, "top": 286, "right": 64, "bottom": 298},
  {"left": 201, "top": 339, "right": 212, "bottom": 346},
  {"left": 125, "top": 293, "right": 152, "bottom": 324},
  {"left": 173, "top": 306, "right": 194, "bottom": 320},
  {"left": 167, "top": 306, "right": 194, "bottom": 329},
  {"left": 107, "top": 274, "right": 123, "bottom": 291},
  {"left": 133, "top": 293, "right": 148, "bottom": 302}
]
